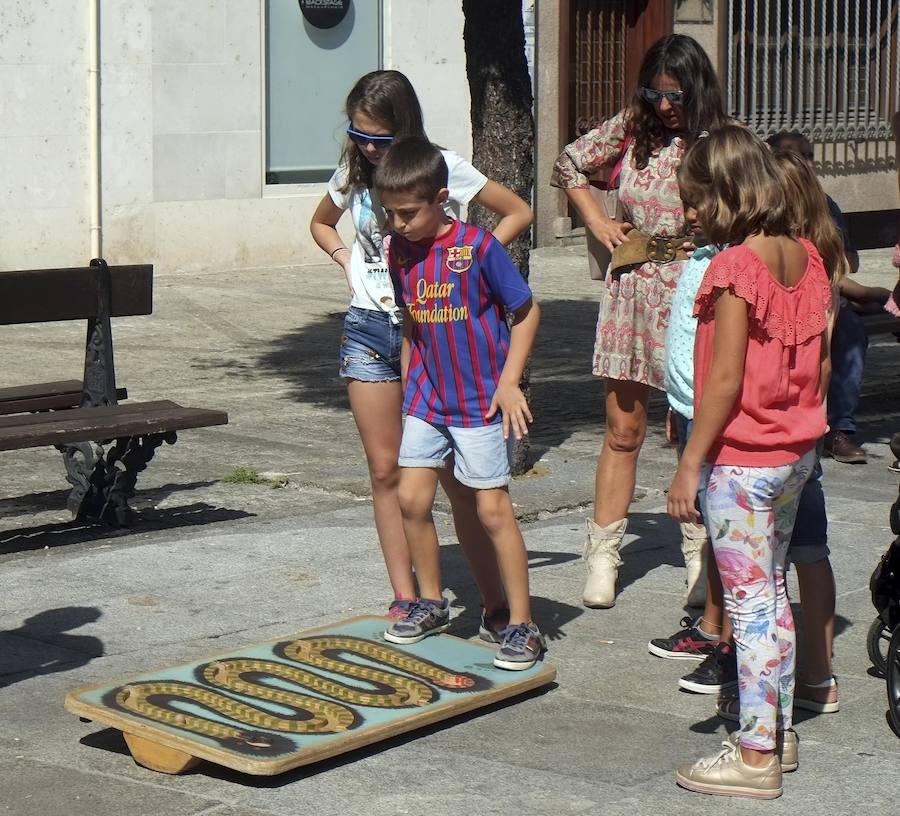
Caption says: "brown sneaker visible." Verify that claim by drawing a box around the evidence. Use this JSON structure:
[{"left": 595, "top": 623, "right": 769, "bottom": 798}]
[
  {"left": 824, "top": 430, "right": 867, "bottom": 464},
  {"left": 676, "top": 741, "right": 783, "bottom": 799},
  {"left": 728, "top": 729, "right": 798, "bottom": 772}
]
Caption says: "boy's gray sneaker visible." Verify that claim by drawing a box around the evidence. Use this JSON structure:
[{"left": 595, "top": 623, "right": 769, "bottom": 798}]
[
  {"left": 493, "top": 622, "right": 547, "bottom": 671},
  {"left": 383, "top": 598, "right": 450, "bottom": 644}
]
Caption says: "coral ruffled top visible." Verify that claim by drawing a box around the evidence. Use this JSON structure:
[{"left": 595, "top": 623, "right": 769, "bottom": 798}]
[{"left": 692, "top": 239, "right": 832, "bottom": 466}]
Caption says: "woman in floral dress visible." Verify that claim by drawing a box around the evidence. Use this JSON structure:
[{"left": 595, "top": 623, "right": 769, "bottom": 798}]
[{"left": 552, "top": 34, "right": 729, "bottom": 609}]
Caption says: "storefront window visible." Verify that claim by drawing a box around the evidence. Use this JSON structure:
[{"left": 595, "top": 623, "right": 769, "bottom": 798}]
[{"left": 265, "top": 0, "right": 383, "bottom": 184}]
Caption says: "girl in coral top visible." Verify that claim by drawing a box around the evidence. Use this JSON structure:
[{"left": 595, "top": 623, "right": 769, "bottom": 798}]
[{"left": 667, "top": 127, "right": 832, "bottom": 800}]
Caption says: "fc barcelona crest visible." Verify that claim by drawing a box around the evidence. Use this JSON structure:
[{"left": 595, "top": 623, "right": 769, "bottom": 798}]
[{"left": 446, "top": 245, "right": 474, "bottom": 274}]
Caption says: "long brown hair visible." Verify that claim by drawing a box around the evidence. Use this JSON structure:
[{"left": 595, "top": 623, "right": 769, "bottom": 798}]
[
  {"left": 773, "top": 149, "right": 849, "bottom": 286},
  {"left": 677, "top": 126, "right": 790, "bottom": 245},
  {"left": 339, "top": 70, "right": 427, "bottom": 192},
  {"left": 626, "top": 34, "right": 729, "bottom": 169}
]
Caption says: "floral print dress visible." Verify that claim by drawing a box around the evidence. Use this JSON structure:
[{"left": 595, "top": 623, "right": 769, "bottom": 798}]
[{"left": 552, "top": 110, "right": 688, "bottom": 389}]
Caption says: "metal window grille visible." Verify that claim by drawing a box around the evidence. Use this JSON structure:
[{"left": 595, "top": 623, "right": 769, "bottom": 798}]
[
  {"left": 725, "top": 0, "right": 899, "bottom": 145},
  {"left": 571, "top": 0, "right": 627, "bottom": 136}
]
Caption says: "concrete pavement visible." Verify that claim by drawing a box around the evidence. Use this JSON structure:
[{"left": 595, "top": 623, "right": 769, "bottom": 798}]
[{"left": 0, "top": 245, "right": 898, "bottom": 815}]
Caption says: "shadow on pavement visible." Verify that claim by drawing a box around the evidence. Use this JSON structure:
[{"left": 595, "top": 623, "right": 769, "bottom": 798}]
[
  {"left": 0, "top": 606, "right": 104, "bottom": 689},
  {"left": 442, "top": 538, "right": 583, "bottom": 641},
  {"left": 201, "top": 300, "right": 672, "bottom": 461},
  {"left": 197, "top": 309, "right": 348, "bottom": 411},
  {"left": 0, "top": 501, "right": 255, "bottom": 555},
  {"left": 616, "top": 511, "right": 684, "bottom": 596}
]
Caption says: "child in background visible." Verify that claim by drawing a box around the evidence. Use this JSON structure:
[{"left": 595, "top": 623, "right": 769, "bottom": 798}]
[
  {"left": 309, "top": 70, "right": 532, "bottom": 631},
  {"left": 668, "top": 127, "right": 831, "bottom": 799},
  {"left": 647, "top": 222, "right": 736, "bottom": 684},
  {"left": 374, "top": 137, "right": 545, "bottom": 670},
  {"left": 766, "top": 131, "right": 892, "bottom": 464}
]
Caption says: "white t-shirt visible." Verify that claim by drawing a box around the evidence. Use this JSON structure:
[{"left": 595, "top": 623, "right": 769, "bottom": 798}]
[{"left": 327, "top": 150, "right": 488, "bottom": 313}]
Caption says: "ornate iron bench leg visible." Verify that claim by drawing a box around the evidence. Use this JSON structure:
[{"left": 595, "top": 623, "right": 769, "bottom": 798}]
[
  {"left": 59, "top": 432, "right": 178, "bottom": 526},
  {"left": 97, "top": 432, "right": 178, "bottom": 525},
  {"left": 59, "top": 442, "right": 101, "bottom": 518}
]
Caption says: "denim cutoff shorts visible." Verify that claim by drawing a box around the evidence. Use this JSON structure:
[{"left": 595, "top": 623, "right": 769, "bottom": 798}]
[
  {"left": 671, "top": 410, "right": 703, "bottom": 520},
  {"left": 339, "top": 306, "right": 401, "bottom": 382},
  {"left": 399, "top": 414, "right": 512, "bottom": 489},
  {"left": 671, "top": 410, "right": 692, "bottom": 458},
  {"left": 787, "top": 457, "right": 829, "bottom": 565}
]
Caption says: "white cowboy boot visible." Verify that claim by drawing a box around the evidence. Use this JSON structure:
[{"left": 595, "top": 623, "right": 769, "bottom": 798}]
[
  {"left": 583, "top": 518, "right": 626, "bottom": 608},
  {"left": 680, "top": 521, "right": 708, "bottom": 607}
]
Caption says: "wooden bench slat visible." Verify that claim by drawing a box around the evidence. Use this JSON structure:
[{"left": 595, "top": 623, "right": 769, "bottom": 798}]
[
  {"left": 0, "top": 380, "right": 84, "bottom": 401},
  {"left": 0, "top": 400, "right": 180, "bottom": 430},
  {"left": 0, "top": 264, "right": 153, "bottom": 324},
  {"left": 0, "top": 381, "right": 128, "bottom": 415},
  {"left": 0, "top": 401, "right": 228, "bottom": 452}
]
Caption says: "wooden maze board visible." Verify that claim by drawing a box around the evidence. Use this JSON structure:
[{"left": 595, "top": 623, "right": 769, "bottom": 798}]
[{"left": 65, "top": 616, "right": 556, "bottom": 776}]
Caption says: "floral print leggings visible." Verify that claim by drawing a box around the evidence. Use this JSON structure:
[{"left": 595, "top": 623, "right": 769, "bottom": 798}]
[{"left": 699, "top": 449, "right": 817, "bottom": 750}]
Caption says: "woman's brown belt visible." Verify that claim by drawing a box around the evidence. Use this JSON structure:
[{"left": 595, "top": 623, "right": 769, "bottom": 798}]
[{"left": 609, "top": 231, "right": 689, "bottom": 275}]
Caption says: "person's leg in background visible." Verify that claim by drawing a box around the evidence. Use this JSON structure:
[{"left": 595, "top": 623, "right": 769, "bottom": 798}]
[
  {"left": 825, "top": 299, "right": 869, "bottom": 464},
  {"left": 786, "top": 460, "right": 839, "bottom": 713}
]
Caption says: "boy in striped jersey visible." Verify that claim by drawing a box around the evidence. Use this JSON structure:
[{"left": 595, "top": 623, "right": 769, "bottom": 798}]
[{"left": 375, "top": 137, "right": 545, "bottom": 670}]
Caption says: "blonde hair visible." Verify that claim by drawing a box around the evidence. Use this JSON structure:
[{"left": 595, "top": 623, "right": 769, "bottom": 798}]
[
  {"left": 678, "top": 125, "right": 790, "bottom": 244},
  {"left": 772, "top": 150, "right": 849, "bottom": 286}
]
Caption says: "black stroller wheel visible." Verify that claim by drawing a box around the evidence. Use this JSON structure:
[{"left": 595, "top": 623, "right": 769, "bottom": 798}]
[
  {"left": 868, "top": 618, "right": 892, "bottom": 676},
  {"left": 887, "top": 626, "right": 900, "bottom": 735}
]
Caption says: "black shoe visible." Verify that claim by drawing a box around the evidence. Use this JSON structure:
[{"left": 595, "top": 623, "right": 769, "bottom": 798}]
[
  {"left": 678, "top": 641, "right": 738, "bottom": 694},
  {"left": 648, "top": 616, "right": 719, "bottom": 661}
]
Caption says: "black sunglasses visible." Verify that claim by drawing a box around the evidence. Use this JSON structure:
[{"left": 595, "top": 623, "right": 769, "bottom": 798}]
[
  {"left": 640, "top": 87, "right": 685, "bottom": 105},
  {"left": 346, "top": 126, "right": 394, "bottom": 148}
]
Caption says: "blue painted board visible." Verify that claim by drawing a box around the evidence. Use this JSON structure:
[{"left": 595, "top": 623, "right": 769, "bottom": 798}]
[{"left": 65, "top": 616, "right": 556, "bottom": 775}]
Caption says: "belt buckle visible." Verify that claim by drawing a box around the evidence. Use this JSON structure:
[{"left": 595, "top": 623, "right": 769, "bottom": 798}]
[{"left": 646, "top": 236, "right": 677, "bottom": 264}]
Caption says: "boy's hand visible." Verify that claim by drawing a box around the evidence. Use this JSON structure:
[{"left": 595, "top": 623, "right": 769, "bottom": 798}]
[
  {"left": 667, "top": 461, "right": 701, "bottom": 522},
  {"left": 486, "top": 382, "right": 533, "bottom": 440}
]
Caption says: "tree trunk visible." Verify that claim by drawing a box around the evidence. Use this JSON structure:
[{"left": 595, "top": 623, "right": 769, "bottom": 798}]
[{"left": 462, "top": 0, "right": 534, "bottom": 475}]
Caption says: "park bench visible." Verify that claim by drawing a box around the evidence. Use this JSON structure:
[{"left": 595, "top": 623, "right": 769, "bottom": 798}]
[{"left": 0, "top": 259, "right": 228, "bottom": 525}]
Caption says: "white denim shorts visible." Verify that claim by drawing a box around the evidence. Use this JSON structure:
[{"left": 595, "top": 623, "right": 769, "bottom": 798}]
[{"left": 398, "top": 414, "right": 513, "bottom": 489}]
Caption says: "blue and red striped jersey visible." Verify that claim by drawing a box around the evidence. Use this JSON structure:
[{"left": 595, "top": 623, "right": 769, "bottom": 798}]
[{"left": 388, "top": 220, "right": 533, "bottom": 427}]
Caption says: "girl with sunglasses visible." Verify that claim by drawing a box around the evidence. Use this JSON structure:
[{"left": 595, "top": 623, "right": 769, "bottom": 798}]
[
  {"left": 310, "top": 70, "right": 532, "bottom": 625},
  {"left": 551, "top": 34, "right": 730, "bottom": 611}
]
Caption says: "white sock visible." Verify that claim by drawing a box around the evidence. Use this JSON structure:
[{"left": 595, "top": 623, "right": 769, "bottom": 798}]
[
  {"left": 803, "top": 677, "right": 836, "bottom": 688},
  {"left": 694, "top": 618, "right": 719, "bottom": 640}
]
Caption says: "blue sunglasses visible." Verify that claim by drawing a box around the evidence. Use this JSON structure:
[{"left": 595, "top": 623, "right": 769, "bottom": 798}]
[{"left": 346, "top": 126, "right": 394, "bottom": 148}]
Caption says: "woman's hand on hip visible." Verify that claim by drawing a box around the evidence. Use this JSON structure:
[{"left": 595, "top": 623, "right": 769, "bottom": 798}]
[{"left": 588, "top": 217, "right": 633, "bottom": 253}]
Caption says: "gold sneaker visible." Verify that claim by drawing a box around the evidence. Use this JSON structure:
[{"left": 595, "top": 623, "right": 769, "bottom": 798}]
[
  {"left": 676, "top": 740, "right": 783, "bottom": 799},
  {"left": 727, "top": 729, "right": 798, "bottom": 772}
]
